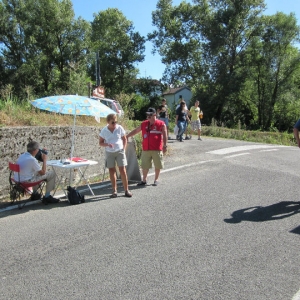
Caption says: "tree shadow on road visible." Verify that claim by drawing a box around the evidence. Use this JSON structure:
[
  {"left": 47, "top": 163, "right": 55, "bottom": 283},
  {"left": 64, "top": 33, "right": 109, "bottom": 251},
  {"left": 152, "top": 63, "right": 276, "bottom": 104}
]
[{"left": 224, "top": 201, "right": 300, "bottom": 224}]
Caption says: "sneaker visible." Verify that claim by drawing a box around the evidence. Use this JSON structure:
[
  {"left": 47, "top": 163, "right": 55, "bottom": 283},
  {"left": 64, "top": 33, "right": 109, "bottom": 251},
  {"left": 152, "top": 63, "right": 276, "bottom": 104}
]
[
  {"left": 153, "top": 181, "right": 159, "bottom": 186},
  {"left": 137, "top": 181, "right": 147, "bottom": 186},
  {"left": 168, "top": 136, "right": 172, "bottom": 140},
  {"left": 30, "top": 192, "right": 42, "bottom": 200},
  {"left": 185, "top": 136, "right": 190, "bottom": 140},
  {"left": 198, "top": 137, "right": 202, "bottom": 141},
  {"left": 43, "top": 195, "right": 60, "bottom": 203}
]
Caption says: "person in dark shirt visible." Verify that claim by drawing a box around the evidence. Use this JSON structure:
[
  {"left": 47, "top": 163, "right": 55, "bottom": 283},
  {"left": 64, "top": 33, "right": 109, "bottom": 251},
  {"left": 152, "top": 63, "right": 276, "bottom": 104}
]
[
  {"left": 175, "top": 101, "right": 190, "bottom": 142},
  {"left": 293, "top": 119, "right": 300, "bottom": 147},
  {"left": 157, "top": 98, "right": 170, "bottom": 139}
]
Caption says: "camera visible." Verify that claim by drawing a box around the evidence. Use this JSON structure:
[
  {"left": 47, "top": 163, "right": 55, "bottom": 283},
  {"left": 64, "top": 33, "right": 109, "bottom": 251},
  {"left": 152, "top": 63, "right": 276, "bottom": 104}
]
[{"left": 35, "top": 149, "right": 48, "bottom": 162}]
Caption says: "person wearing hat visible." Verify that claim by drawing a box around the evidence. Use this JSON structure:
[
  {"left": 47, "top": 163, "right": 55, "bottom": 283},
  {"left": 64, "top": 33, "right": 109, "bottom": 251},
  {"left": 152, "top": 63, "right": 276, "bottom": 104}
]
[{"left": 126, "top": 107, "right": 168, "bottom": 186}]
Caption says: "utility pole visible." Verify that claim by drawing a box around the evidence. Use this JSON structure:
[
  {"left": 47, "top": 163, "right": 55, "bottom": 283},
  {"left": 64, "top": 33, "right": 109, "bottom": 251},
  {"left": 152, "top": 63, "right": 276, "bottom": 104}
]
[{"left": 96, "top": 52, "right": 101, "bottom": 86}]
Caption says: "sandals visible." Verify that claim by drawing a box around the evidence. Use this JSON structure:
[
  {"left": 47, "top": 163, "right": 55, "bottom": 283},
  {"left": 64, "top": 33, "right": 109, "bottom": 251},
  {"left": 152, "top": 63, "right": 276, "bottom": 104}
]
[
  {"left": 125, "top": 190, "right": 132, "bottom": 197},
  {"left": 110, "top": 191, "right": 132, "bottom": 198}
]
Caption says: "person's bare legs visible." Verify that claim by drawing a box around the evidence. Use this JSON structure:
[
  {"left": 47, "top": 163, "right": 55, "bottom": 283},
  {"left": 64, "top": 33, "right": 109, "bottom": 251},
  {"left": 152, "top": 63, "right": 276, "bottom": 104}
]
[
  {"left": 109, "top": 167, "right": 117, "bottom": 193},
  {"left": 154, "top": 168, "right": 160, "bottom": 182},
  {"left": 142, "top": 169, "right": 149, "bottom": 182},
  {"left": 119, "top": 166, "right": 129, "bottom": 191}
]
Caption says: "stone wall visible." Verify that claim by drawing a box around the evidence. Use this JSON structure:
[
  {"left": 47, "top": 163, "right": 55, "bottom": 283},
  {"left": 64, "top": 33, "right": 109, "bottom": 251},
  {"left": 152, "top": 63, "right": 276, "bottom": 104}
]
[{"left": 0, "top": 126, "right": 105, "bottom": 200}]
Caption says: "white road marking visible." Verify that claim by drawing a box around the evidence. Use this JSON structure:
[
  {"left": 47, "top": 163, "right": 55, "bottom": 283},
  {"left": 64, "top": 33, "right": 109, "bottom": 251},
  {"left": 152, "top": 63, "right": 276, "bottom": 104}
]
[
  {"left": 224, "top": 153, "right": 250, "bottom": 158},
  {"left": 207, "top": 145, "right": 279, "bottom": 155},
  {"left": 159, "top": 160, "right": 217, "bottom": 174},
  {"left": 292, "top": 289, "right": 300, "bottom": 300},
  {"left": 259, "top": 149, "right": 278, "bottom": 152}
]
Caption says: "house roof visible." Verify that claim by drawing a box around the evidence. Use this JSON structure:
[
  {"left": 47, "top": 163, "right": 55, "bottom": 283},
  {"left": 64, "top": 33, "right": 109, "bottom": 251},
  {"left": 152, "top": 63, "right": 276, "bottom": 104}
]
[{"left": 162, "top": 86, "right": 191, "bottom": 96}]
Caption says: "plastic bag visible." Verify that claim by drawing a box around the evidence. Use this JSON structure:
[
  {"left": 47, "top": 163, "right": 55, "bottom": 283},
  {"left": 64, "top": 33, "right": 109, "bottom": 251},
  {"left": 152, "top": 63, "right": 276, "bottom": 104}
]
[{"left": 174, "top": 125, "right": 179, "bottom": 135}]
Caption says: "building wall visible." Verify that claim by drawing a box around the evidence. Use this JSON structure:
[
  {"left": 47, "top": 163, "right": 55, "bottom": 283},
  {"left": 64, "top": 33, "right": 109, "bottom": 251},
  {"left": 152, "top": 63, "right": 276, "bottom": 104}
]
[
  {"left": 0, "top": 126, "right": 105, "bottom": 200},
  {"left": 164, "top": 88, "right": 193, "bottom": 110}
]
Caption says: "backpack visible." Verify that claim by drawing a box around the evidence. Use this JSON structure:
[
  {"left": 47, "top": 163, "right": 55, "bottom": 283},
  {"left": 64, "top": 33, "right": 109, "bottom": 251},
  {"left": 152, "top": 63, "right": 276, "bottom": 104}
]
[{"left": 67, "top": 186, "right": 85, "bottom": 205}]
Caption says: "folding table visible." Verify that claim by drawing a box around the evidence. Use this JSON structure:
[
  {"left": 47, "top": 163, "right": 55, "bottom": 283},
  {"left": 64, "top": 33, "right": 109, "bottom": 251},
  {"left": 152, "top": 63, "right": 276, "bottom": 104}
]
[{"left": 47, "top": 159, "right": 98, "bottom": 196}]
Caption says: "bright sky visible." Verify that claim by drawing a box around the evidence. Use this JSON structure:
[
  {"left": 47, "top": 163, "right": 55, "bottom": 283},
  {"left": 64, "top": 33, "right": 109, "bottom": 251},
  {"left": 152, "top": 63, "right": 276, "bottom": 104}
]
[{"left": 72, "top": 0, "right": 300, "bottom": 81}]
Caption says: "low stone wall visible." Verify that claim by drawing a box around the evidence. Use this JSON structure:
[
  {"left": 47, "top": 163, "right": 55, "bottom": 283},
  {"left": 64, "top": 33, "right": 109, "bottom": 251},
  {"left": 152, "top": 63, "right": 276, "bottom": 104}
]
[{"left": 0, "top": 126, "right": 105, "bottom": 200}]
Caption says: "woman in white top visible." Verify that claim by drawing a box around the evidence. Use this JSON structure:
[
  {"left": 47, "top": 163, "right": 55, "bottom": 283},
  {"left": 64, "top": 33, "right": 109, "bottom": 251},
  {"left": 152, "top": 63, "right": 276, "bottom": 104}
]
[{"left": 99, "top": 114, "right": 132, "bottom": 198}]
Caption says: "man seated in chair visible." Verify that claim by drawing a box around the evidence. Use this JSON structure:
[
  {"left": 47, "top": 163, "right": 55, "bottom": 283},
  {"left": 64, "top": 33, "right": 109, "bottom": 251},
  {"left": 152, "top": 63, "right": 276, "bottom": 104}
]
[{"left": 15, "top": 141, "right": 59, "bottom": 203}]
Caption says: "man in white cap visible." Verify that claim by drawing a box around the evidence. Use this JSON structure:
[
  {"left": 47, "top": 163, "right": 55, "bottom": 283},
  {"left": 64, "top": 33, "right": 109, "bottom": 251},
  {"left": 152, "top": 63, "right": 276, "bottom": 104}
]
[{"left": 126, "top": 107, "right": 167, "bottom": 186}]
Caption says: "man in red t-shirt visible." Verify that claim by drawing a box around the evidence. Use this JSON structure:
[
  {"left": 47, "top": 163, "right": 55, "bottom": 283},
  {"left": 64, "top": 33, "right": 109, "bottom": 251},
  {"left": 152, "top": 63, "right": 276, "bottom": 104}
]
[{"left": 127, "top": 107, "right": 167, "bottom": 186}]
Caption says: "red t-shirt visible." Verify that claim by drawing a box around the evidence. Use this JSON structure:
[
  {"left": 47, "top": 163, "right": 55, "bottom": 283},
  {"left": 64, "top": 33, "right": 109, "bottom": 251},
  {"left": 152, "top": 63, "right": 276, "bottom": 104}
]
[{"left": 141, "top": 119, "right": 165, "bottom": 151}]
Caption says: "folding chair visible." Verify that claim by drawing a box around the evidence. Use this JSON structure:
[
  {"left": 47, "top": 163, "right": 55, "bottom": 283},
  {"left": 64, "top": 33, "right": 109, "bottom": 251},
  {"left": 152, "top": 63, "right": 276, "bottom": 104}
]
[{"left": 8, "top": 162, "right": 46, "bottom": 209}]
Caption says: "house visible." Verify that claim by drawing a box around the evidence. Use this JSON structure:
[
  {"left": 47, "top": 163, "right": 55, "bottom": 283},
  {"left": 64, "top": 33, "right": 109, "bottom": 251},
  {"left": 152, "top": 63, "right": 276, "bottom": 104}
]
[{"left": 162, "top": 86, "right": 193, "bottom": 109}]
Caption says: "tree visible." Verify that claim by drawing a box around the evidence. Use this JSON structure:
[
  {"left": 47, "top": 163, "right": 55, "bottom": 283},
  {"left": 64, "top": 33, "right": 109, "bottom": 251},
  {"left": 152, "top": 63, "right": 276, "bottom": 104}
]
[
  {"left": 247, "top": 13, "right": 300, "bottom": 130},
  {"left": 0, "top": 0, "right": 91, "bottom": 98},
  {"left": 149, "top": 0, "right": 266, "bottom": 124},
  {"left": 91, "top": 8, "right": 146, "bottom": 98}
]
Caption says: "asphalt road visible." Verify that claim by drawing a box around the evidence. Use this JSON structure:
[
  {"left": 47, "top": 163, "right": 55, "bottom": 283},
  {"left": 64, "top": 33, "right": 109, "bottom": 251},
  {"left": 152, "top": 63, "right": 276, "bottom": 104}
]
[{"left": 1, "top": 136, "right": 300, "bottom": 300}]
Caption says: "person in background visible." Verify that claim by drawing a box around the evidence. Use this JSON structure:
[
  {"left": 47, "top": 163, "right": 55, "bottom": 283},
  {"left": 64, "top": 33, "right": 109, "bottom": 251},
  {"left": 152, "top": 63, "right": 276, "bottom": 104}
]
[
  {"left": 15, "top": 141, "right": 59, "bottom": 203},
  {"left": 176, "top": 98, "right": 191, "bottom": 140},
  {"left": 99, "top": 114, "right": 132, "bottom": 198},
  {"left": 175, "top": 101, "right": 189, "bottom": 142},
  {"left": 189, "top": 100, "right": 202, "bottom": 140},
  {"left": 126, "top": 107, "right": 167, "bottom": 186},
  {"left": 293, "top": 118, "right": 300, "bottom": 147},
  {"left": 157, "top": 98, "right": 170, "bottom": 139}
]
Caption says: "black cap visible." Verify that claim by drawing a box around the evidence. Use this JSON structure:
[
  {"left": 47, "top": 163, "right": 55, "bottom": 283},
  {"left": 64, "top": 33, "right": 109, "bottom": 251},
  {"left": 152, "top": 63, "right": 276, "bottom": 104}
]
[{"left": 146, "top": 107, "right": 156, "bottom": 114}]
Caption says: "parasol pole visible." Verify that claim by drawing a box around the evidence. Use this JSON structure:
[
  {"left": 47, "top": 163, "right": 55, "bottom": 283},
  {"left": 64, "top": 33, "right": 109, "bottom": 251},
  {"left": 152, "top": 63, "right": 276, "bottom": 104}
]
[{"left": 70, "top": 104, "right": 76, "bottom": 160}]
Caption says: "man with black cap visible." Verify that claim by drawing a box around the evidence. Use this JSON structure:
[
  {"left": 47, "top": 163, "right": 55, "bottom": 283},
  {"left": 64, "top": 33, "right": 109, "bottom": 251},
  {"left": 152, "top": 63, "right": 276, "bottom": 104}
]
[{"left": 126, "top": 107, "right": 168, "bottom": 186}]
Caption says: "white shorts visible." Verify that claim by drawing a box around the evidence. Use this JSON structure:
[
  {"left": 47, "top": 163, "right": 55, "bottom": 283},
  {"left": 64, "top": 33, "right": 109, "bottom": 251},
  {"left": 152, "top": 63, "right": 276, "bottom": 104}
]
[{"left": 191, "top": 120, "right": 201, "bottom": 131}]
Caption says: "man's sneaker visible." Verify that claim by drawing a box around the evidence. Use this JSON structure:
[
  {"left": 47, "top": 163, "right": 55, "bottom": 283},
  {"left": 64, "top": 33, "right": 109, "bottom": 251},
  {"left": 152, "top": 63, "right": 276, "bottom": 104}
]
[
  {"left": 184, "top": 136, "right": 190, "bottom": 140},
  {"left": 43, "top": 195, "right": 60, "bottom": 203},
  {"left": 137, "top": 181, "right": 147, "bottom": 186},
  {"left": 30, "top": 192, "right": 42, "bottom": 200},
  {"left": 198, "top": 137, "right": 202, "bottom": 141},
  {"left": 153, "top": 181, "right": 159, "bottom": 186}
]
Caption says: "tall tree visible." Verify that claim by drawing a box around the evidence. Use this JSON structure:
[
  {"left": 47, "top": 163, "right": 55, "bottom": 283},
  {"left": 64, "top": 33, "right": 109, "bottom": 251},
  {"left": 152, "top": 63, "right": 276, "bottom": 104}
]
[
  {"left": 0, "top": 0, "right": 91, "bottom": 97},
  {"left": 91, "top": 8, "right": 146, "bottom": 98},
  {"left": 149, "top": 0, "right": 266, "bottom": 123},
  {"left": 247, "top": 13, "right": 300, "bottom": 130}
]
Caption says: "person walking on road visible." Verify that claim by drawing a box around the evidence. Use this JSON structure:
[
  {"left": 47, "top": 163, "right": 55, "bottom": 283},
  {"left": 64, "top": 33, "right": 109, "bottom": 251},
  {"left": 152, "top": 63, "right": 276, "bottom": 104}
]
[
  {"left": 126, "top": 107, "right": 168, "bottom": 186},
  {"left": 99, "top": 114, "right": 132, "bottom": 198},
  {"left": 293, "top": 119, "right": 300, "bottom": 147},
  {"left": 176, "top": 99, "right": 191, "bottom": 140},
  {"left": 157, "top": 98, "right": 170, "bottom": 140},
  {"left": 190, "top": 100, "right": 202, "bottom": 140},
  {"left": 175, "top": 101, "right": 190, "bottom": 142}
]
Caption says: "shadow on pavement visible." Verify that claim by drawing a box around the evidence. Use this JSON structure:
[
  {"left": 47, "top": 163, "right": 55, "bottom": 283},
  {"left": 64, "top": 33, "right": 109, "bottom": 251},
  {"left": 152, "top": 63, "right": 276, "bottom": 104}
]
[
  {"left": 224, "top": 201, "right": 300, "bottom": 224},
  {"left": 0, "top": 180, "right": 142, "bottom": 218}
]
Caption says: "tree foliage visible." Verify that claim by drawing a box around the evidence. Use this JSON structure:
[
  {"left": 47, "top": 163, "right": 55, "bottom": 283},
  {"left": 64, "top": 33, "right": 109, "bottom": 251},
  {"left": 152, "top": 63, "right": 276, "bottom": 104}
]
[
  {"left": 1, "top": 0, "right": 300, "bottom": 130},
  {"left": 90, "top": 8, "right": 146, "bottom": 98},
  {"left": 0, "top": 0, "right": 91, "bottom": 98},
  {"left": 149, "top": 0, "right": 300, "bottom": 131}
]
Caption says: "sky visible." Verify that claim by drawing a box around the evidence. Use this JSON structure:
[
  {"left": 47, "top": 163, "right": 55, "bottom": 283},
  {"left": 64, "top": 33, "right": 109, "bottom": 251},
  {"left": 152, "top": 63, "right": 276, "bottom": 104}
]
[{"left": 72, "top": 0, "right": 300, "bottom": 81}]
